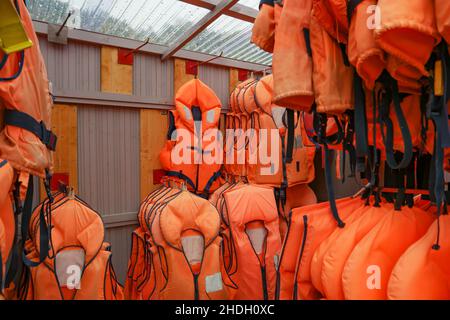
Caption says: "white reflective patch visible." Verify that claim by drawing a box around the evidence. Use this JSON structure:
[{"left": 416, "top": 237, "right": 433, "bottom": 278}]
[
  {"left": 445, "top": 171, "right": 450, "bottom": 184},
  {"left": 206, "top": 109, "right": 216, "bottom": 123},
  {"left": 181, "top": 235, "right": 204, "bottom": 266},
  {"left": 272, "top": 107, "right": 286, "bottom": 129},
  {"left": 55, "top": 249, "right": 85, "bottom": 289},
  {"left": 205, "top": 272, "right": 223, "bottom": 293},
  {"left": 274, "top": 254, "right": 280, "bottom": 271},
  {"left": 246, "top": 227, "right": 267, "bottom": 255},
  {"left": 183, "top": 105, "right": 192, "bottom": 120}
]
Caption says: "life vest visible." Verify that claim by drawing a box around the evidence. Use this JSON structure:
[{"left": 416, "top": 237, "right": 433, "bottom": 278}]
[
  {"left": 0, "top": 159, "right": 14, "bottom": 293},
  {"left": 388, "top": 214, "right": 450, "bottom": 300},
  {"left": 125, "top": 184, "right": 182, "bottom": 300},
  {"left": 272, "top": 0, "right": 315, "bottom": 110},
  {"left": 19, "top": 192, "right": 124, "bottom": 300},
  {"left": 147, "top": 190, "right": 229, "bottom": 300},
  {"left": 159, "top": 79, "right": 222, "bottom": 197},
  {"left": 374, "top": 0, "right": 440, "bottom": 80},
  {"left": 0, "top": 0, "right": 56, "bottom": 178},
  {"left": 251, "top": 0, "right": 276, "bottom": 53},
  {"left": 318, "top": 202, "right": 391, "bottom": 299},
  {"left": 341, "top": 205, "right": 434, "bottom": 300},
  {"left": 221, "top": 184, "right": 282, "bottom": 300},
  {"left": 277, "top": 197, "right": 365, "bottom": 300}
]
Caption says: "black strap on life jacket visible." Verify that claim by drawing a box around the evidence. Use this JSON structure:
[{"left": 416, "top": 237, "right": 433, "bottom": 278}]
[
  {"left": 347, "top": 0, "right": 364, "bottom": 24},
  {"left": 166, "top": 171, "right": 196, "bottom": 191},
  {"left": 354, "top": 74, "right": 369, "bottom": 175},
  {"left": 20, "top": 175, "right": 51, "bottom": 268},
  {"left": 312, "top": 112, "right": 346, "bottom": 228},
  {"left": 303, "top": 28, "right": 312, "bottom": 57},
  {"left": 342, "top": 111, "right": 356, "bottom": 182},
  {"left": 201, "top": 170, "right": 222, "bottom": 199},
  {"left": 377, "top": 71, "right": 413, "bottom": 170},
  {"left": 285, "top": 109, "right": 295, "bottom": 164},
  {"left": 4, "top": 110, "right": 57, "bottom": 151}
]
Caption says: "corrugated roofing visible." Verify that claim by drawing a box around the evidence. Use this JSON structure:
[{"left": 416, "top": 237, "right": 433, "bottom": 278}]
[{"left": 28, "top": 0, "right": 272, "bottom": 65}]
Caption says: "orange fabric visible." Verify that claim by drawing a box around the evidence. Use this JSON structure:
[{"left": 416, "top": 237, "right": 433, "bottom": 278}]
[
  {"left": 319, "top": 203, "right": 391, "bottom": 299},
  {"left": 222, "top": 184, "right": 281, "bottom": 300},
  {"left": 312, "top": 0, "right": 349, "bottom": 44},
  {"left": 0, "top": 160, "right": 14, "bottom": 291},
  {"left": 22, "top": 195, "right": 123, "bottom": 300},
  {"left": 374, "top": 0, "right": 440, "bottom": 78},
  {"left": 251, "top": 3, "right": 276, "bottom": 53},
  {"left": 147, "top": 190, "right": 228, "bottom": 300},
  {"left": 272, "top": 0, "right": 315, "bottom": 110},
  {"left": 0, "top": 0, "right": 53, "bottom": 178},
  {"left": 342, "top": 206, "right": 434, "bottom": 300},
  {"left": 388, "top": 215, "right": 450, "bottom": 300},
  {"left": 436, "top": 0, "right": 450, "bottom": 43},
  {"left": 159, "top": 79, "right": 222, "bottom": 195},
  {"left": 277, "top": 197, "right": 365, "bottom": 300},
  {"left": 310, "top": 15, "right": 354, "bottom": 115},
  {"left": 347, "top": 0, "right": 386, "bottom": 90}
]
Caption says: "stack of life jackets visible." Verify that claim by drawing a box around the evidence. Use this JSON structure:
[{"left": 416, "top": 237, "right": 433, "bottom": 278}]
[
  {"left": 16, "top": 187, "right": 123, "bottom": 300},
  {"left": 209, "top": 182, "right": 282, "bottom": 300},
  {"left": 226, "top": 74, "right": 317, "bottom": 235},
  {"left": 125, "top": 179, "right": 231, "bottom": 300},
  {"left": 0, "top": 0, "right": 57, "bottom": 296},
  {"left": 159, "top": 79, "right": 223, "bottom": 198}
]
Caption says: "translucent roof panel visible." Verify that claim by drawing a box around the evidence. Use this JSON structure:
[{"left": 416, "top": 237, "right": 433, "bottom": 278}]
[
  {"left": 184, "top": 14, "right": 272, "bottom": 65},
  {"left": 28, "top": 0, "right": 271, "bottom": 65}
]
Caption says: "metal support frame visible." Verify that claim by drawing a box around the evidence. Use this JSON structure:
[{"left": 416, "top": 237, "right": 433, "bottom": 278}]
[{"left": 161, "top": 0, "right": 239, "bottom": 61}]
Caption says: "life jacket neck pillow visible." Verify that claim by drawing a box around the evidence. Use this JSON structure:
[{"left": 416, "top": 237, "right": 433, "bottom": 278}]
[{"left": 175, "top": 79, "right": 222, "bottom": 133}]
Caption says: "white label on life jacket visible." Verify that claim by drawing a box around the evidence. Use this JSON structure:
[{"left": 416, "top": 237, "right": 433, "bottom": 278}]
[
  {"left": 205, "top": 272, "right": 223, "bottom": 293},
  {"left": 445, "top": 171, "right": 450, "bottom": 184}
]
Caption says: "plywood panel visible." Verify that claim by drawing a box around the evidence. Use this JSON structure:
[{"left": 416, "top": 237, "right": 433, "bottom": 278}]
[
  {"left": 229, "top": 68, "right": 241, "bottom": 94},
  {"left": 40, "top": 104, "right": 78, "bottom": 200},
  {"left": 174, "top": 58, "right": 195, "bottom": 94},
  {"left": 101, "top": 46, "right": 133, "bottom": 95},
  {"left": 140, "top": 109, "right": 168, "bottom": 200}
]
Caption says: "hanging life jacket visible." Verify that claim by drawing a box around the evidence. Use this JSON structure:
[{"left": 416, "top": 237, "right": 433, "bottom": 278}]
[
  {"left": 19, "top": 192, "right": 124, "bottom": 300},
  {"left": 0, "top": 159, "right": 14, "bottom": 294},
  {"left": 159, "top": 79, "right": 222, "bottom": 198},
  {"left": 342, "top": 205, "right": 434, "bottom": 300},
  {"left": 388, "top": 214, "right": 450, "bottom": 300},
  {"left": 0, "top": 0, "right": 56, "bottom": 178},
  {"left": 221, "top": 184, "right": 282, "bottom": 300},
  {"left": 272, "top": 0, "right": 315, "bottom": 110}
]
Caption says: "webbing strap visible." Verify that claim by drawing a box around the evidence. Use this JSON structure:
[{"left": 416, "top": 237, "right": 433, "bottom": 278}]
[
  {"left": 313, "top": 112, "right": 345, "bottom": 228},
  {"left": 354, "top": 74, "right": 369, "bottom": 173},
  {"left": 21, "top": 176, "right": 50, "bottom": 267},
  {"left": 378, "top": 72, "right": 413, "bottom": 170},
  {"left": 285, "top": 109, "right": 295, "bottom": 163},
  {"left": 166, "top": 171, "right": 196, "bottom": 191},
  {"left": 303, "top": 28, "right": 312, "bottom": 57},
  {"left": 201, "top": 170, "right": 222, "bottom": 198},
  {"left": 5, "top": 110, "right": 57, "bottom": 151}
]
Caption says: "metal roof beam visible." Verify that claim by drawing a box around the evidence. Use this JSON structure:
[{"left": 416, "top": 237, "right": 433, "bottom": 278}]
[
  {"left": 161, "top": 0, "right": 239, "bottom": 61},
  {"left": 179, "top": 0, "right": 257, "bottom": 23}
]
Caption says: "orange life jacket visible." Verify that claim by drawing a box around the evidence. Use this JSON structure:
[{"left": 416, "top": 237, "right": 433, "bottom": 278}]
[
  {"left": 145, "top": 190, "right": 229, "bottom": 300},
  {"left": 272, "top": 0, "right": 315, "bottom": 110},
  {"left": 159, "top": 79, "right": 222, "bottom": 197},
  {"left": 374, "top": 0, "right": 440, "bottom": 80},
  {"left": 342, "top": 205, "right": 434, "bottom": 300},
  {"left": 0, "top": 159, "right": 14, "bottom": 292},
  {"left": 277, "top": 197, "right": 365, "bottom": 300},
  {"left": 221, "top": 184, "right": 282, "bottom": 300},
  {"left": 388, "top": 214, "right": 450, "bottom": 300},
  {"left": 19, "top": 192, "right": 123, "bottom": 300},
  {"left": 0, "top": 0, "right": 56, "bottom": 178},
  {"left": 251, "top": 0, "right": 276, "bottom": 53}
]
